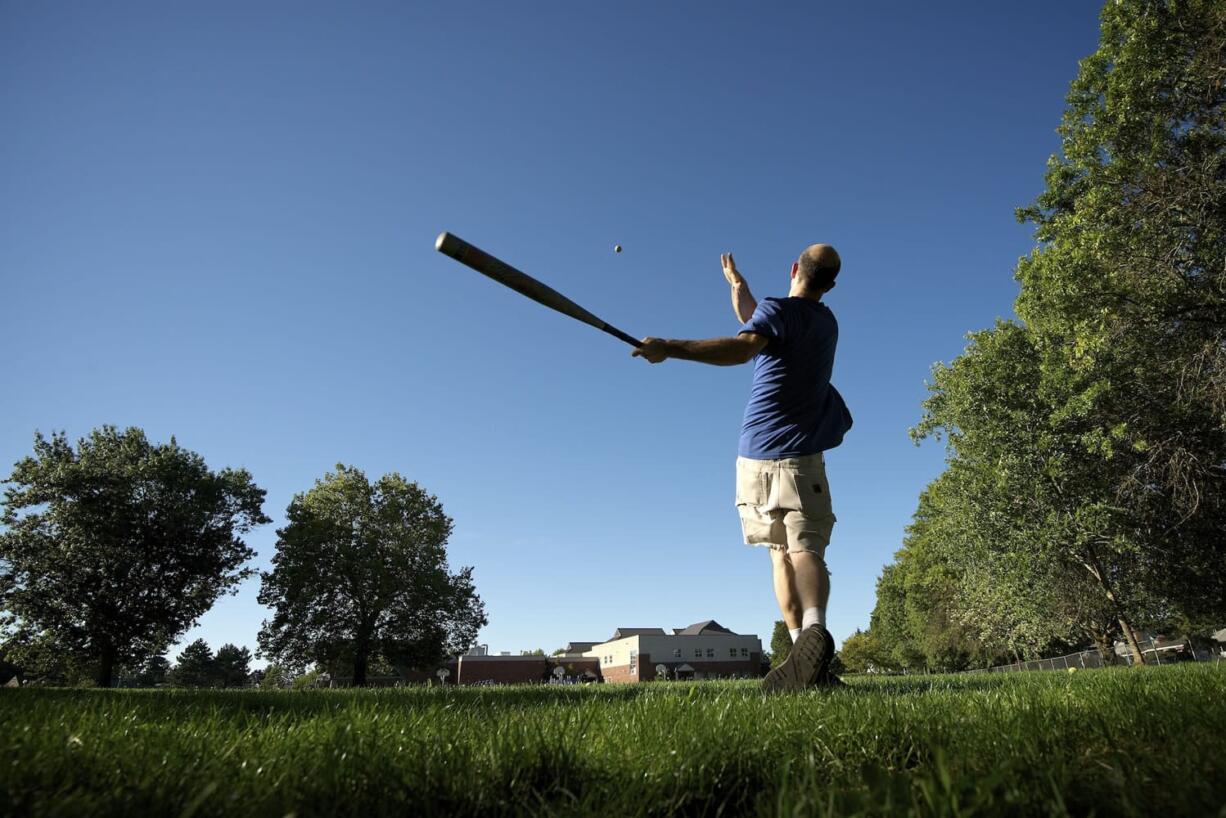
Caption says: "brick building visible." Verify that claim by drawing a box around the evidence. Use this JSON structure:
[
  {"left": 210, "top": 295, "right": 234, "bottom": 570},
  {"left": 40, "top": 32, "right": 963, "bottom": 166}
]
[
  {"left": 584, "top": 620, "right": 762, "bottom": 683},
  {"left": 450, "top": 653, "right": 601, "bottom": 686},
  {"left": 436, "top": 620, "right": 762, "bottom": 686}
]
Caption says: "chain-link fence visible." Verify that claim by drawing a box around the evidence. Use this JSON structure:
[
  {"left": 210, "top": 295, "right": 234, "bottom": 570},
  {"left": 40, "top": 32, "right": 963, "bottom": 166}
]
[
  {"left": 977, "top": 636, "right": 1223, "bottom": 673},
  {"left": 984, "top": 649, "right": 1108, "bottom": 673}
]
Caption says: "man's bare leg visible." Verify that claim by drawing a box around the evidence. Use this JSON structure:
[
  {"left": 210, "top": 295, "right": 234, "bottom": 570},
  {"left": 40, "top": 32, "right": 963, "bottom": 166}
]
[
  {"left": 769, "top": 548, "right": 803, "bottom": 630},
  {"left": 762, "top": 548, "right": 833, "bottom": 692},
  {"left": 787, "top": 550, "right": 829, "bottom": 628}
]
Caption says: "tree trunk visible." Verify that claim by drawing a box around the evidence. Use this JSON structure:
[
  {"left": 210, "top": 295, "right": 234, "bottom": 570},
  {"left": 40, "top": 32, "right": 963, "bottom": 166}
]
[
  {"left": 1119, "top": 616, "right": 1146, "bottom": 666},
  {"left": 96, "top": 644, "right": 117, "bottom": 688},
  {"left": 1081, "top": 546, "right": 1145, "bottom": 666},
  {"left": 1090, "top": 630, "right": 1114, "bottom": 664},
  {"left": 353, "top": 628, "right": 371, "bottom": 687}
]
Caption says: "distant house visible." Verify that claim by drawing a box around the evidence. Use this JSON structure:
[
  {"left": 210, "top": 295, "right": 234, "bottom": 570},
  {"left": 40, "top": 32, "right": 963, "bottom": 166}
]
[
  {"left": 557, "top": 642, "right": 599, "bottom": 657},
  {"left": 584, "top": 620, "right": 762, "bottom": 683},
  {"left": 1211, "top": 629, "right": 1226, "bottom": 659},
  {"left": 1114, "top": 633, "right": 1197, "bottom": 664},
  {"left": 438, "top": 619, "right": 762, "bottom": 686}
]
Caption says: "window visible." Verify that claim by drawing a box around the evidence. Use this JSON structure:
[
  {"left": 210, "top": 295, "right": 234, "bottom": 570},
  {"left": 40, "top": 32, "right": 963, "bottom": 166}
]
[
  {"left": 706, "top": 648, "right": 715, "bottom": 658},
  {"left": 741, "top": 648, "right": 749, "bottom": 657},
  {"left": 673, "top": 649, "right": 682, "bottom": 658},
  {"left": 730, "top": 648, "right": 738, "bottom": 658},
  {"left": 695, "top": 649, "right": 702, "bottom": 658}
]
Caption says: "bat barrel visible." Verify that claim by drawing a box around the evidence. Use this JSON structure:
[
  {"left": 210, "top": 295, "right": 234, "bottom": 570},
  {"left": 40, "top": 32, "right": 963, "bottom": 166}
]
[
  {"left": 435, "top": 231, "right": 473, "bottom": 262},
  {"left": 434, "top": 230, "right": 641, "bottom": 349}
]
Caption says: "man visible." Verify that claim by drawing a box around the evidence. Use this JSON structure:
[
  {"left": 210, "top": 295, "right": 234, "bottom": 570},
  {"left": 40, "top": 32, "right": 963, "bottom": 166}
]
[{"left": 632, "top": 244, "right": 852, "bottom": 692}]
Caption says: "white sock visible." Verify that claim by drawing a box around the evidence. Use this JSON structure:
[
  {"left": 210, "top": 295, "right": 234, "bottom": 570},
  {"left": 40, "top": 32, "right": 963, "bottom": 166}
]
[
  {"left": 788, "top": 628, "right": 801, "bottom": 643},
  {"left": 802, "top": 607, "right": 823, "bottom": 630}
]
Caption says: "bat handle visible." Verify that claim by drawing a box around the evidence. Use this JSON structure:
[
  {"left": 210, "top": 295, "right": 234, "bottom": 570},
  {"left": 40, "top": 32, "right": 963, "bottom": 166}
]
[{"left": 602, "top": 324, "right": 643, "bottom": 348}]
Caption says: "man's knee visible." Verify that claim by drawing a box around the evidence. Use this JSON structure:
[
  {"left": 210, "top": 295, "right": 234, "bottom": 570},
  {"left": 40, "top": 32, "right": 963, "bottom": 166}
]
[
  {"left": 787, "top": 547, "right": 828, "bottom": 575},
  {"left": 767, "top": 544, "right": 792, "bottom": 563}
]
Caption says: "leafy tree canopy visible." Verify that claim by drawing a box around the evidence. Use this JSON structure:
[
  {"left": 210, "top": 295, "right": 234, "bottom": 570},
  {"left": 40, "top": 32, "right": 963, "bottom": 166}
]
[
  {"left": 838, "top": 630, "right": 878, "bottom": 675},
  {"left": 866, "top": 0, "right": 1226, "bottom": 668},
  {"left": 0, "top": 427, "right": 269, "bottom": 687},
  {"left": 169, "top": 638, "right": 217, "bottom": 688},
  {"left": 258, "top": 465, "right": 486, "bottom": 685},
  {"left": 214, "top": 643, "right": 253, "bottom": 688}
]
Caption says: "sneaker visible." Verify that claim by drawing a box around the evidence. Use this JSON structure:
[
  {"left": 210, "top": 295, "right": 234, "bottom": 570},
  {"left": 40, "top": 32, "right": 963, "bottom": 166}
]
[
  {"left": 813, "top": 629, "right": 846, "bottom": 688},
  {"left": 761, "top": 625, "right": 830, "bottom": 693}
]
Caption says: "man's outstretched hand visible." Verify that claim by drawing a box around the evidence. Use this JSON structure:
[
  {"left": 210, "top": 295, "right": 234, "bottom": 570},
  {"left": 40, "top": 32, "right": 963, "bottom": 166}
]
[
  {"left": 721, "top": 253, "right": 746, "bottom": 288},
  {"left": 723, "top": 252, "right": 757, "bottom": 323},
  {"left": 632, "top": 338, "right": 669, "bottom": 363}
]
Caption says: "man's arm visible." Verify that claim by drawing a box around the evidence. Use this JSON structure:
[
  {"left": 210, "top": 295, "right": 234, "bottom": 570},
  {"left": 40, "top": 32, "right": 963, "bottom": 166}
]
[
  {"left": 722, "top": 253, "right": 758, "bottom": 324},
  {"left": 632, "top": 332, "right": 768, "bottom": 366}
]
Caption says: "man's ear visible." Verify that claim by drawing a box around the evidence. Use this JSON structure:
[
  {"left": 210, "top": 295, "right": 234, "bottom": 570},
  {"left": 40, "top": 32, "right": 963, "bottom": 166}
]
[
  {"left": 825, "top": 280, "right": 837, "bottom": 293},
  {"left": 790, "top": 262, "right": 799, "bottom": 279}
]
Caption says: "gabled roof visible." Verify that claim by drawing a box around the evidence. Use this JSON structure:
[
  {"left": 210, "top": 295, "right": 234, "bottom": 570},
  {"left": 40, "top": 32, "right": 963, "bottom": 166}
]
[
  {"left": 609, "top": 627, "right": 666, "bottom": 641},
  {"left": 564, "top": 642, "right": 598, "bottom": 653},
  {"left": 675, "top": 620, "right": 735, "bottom": 636}
]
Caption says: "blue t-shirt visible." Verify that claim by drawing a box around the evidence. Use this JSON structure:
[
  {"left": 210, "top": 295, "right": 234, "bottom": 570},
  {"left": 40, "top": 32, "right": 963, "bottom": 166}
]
[{"left": 737, "top": 296, "right": 853, "bottom": 459}]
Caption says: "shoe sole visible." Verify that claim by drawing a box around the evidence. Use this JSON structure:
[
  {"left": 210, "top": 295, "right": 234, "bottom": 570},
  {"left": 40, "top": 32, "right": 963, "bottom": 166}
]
[
  {"left": 761, "top": 626, "right": 829, "bottom": 694},
  {"left": 815, "top": 629, "right": 841, "bottom": 686}
]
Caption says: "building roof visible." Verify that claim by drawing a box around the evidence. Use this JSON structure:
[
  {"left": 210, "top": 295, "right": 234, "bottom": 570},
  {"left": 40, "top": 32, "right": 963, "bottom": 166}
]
[
  {"left": 674, "top": 620, "right": 735, "bottom": 636},
  {"left": 564, "top": 642, "right": 598, "bottom": 653},
  {"left": 608, "top": 627, "right": 666, "bottom": 641}
]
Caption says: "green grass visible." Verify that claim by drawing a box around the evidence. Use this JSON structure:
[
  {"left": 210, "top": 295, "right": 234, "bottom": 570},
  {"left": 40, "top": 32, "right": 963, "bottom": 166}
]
[{"left": 3, "top": 666, "right": 1224, "bottom": 817}]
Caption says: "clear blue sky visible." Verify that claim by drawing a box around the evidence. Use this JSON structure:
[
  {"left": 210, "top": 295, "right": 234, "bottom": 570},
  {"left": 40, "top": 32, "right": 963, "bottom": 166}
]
[{"left": 1, "top": 1, "right": 1104, "bottom": 664}]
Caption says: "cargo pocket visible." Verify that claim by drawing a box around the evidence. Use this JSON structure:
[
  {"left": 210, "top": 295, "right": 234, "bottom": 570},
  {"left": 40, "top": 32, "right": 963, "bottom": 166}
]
[
  {"left": 735, "top": 460, "right": 775, "bottom": 544},
  {"left": 795, "top": 463, "right": 834, "bottom": 521},
  {"left": 782, "top": 461, "right": 836, "bottom": 553},
  {"left": 734, "top": 461, "right": 769, "bottom": 507}
]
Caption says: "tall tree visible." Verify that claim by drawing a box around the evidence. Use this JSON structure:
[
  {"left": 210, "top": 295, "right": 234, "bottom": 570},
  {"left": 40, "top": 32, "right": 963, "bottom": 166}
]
[
  {"left": 838, "top": 630, "right": 878, "bottom": 674},
  {"left": 867, "top": 562, "right": 926, "bottom": 672},
  {"left": 769, "top": 620, "right": 791, "bottom": 669},
  {"left": 915, "top": 322, "right": 1161, "bottom": 664},
  {"left": 133, "top": 654, "right": 171, "bottom": 688},
  {"left": 895, "top": 0, "right": 1226, "bottom": 668},
  {"left": 1013, "top": 0, "right": 1226, "bottom": 628},
  {"left": 258, "top": 466, "right": 486, "bottom": 685},
  {"left": 169, "top": 639, "right": 217, "bottom": 688},
  {"left": 214, "top": 643, "right": 252, "bottom": 688},
  {"left": 0, "top": 427, "right": 269, "bottom": 687}
]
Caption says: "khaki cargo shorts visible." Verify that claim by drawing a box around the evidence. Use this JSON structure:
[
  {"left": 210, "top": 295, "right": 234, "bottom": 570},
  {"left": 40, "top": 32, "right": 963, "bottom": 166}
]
[{"left": 735, "top": 452, "right": 835, "bottom": 554}]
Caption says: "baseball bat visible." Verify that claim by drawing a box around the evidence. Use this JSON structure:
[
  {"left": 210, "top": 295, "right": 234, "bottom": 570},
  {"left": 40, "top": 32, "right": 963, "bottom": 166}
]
[{"left": 434, "top": 231, "right": 642, "bottom": 348}]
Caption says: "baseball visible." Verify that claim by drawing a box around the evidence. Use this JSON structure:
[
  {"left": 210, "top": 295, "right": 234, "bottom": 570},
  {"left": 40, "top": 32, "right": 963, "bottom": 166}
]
[{"left": 614, "top": 244, "right": 622, "bottom": 254}]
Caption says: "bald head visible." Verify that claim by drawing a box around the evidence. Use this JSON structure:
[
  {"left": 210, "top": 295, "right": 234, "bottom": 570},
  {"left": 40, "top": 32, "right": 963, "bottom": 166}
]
[{"left": 793, "top": 244, "right": 841, "bottom": 296}]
